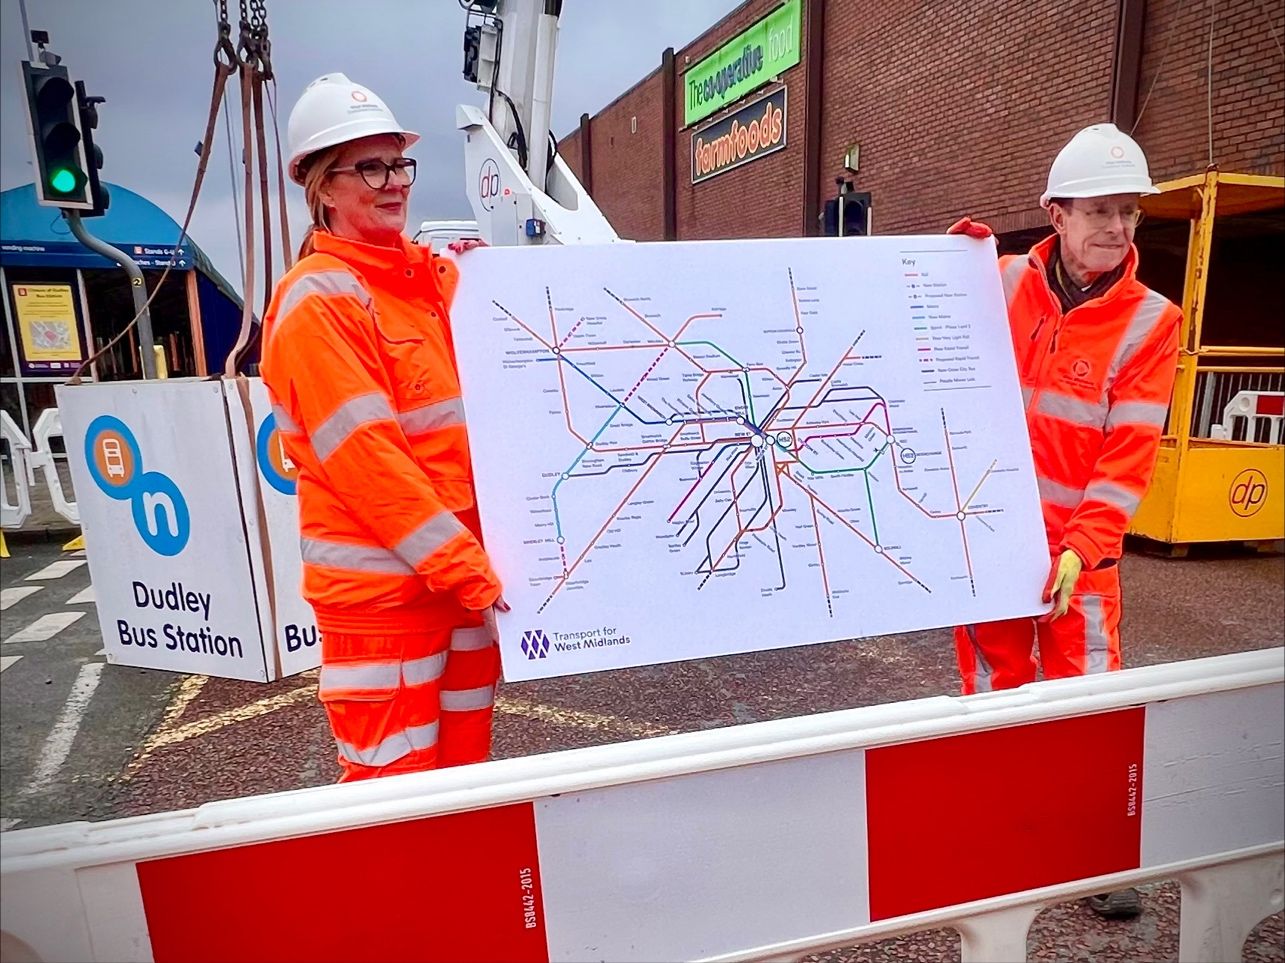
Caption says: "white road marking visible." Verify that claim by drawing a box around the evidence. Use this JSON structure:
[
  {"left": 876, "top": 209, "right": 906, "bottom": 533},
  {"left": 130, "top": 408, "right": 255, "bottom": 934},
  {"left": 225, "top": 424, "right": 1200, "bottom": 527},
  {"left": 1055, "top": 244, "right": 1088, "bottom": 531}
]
[
  {"left": 25, "top": 559, "right": 87, "bottom": 581},
  {"left": 1, "top": 655, "right": 22, "bottom": 673},
  {"left": 24, "top": 661, "right": 106, "bottom": 796},
  {"left": 0, "top": 818, "right": 19, "bottom": 832},
  {"left": 67, "top": 585, "right": 96, "bottom": 605},
  {"left": 3, "top": 611, "right": 86, "bottom": 645},
  {"left": 1, "top": 586, "right": 42, "bottom": 611}
]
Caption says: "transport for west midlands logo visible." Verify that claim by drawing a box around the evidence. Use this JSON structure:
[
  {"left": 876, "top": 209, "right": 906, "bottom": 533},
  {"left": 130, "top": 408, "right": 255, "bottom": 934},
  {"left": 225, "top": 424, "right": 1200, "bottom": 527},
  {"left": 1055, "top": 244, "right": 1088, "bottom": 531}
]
[{"left": 520, "top": 629, "right": 550, "bottom": 660}]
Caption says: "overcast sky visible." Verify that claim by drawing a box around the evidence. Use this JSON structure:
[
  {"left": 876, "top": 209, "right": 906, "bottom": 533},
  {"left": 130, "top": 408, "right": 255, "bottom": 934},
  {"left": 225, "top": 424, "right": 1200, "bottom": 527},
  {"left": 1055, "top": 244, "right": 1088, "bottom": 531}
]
[{"left": 1, "top": 1, "right": 741, "bottom": 292}]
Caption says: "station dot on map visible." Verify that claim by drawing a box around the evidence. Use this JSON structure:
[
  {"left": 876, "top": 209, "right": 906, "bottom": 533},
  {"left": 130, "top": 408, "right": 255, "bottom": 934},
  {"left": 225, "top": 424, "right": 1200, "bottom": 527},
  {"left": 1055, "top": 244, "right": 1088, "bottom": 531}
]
[
  {"left": 557, "top": 536, "right": 565, "bottom": 544},
  {"left": 875, "top": 545, "right": 884, "bottom": 553},
  {"left": 751, "top": 436, "right": 764, "bottom": 448},
  {"left": 957, "top": 511, "right": 967, "bottom": 520}
]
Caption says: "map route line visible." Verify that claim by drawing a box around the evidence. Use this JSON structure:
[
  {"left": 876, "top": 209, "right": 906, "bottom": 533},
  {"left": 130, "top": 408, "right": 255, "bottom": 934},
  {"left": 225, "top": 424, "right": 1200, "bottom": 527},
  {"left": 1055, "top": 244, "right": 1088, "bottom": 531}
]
[
  {"left": 603, "top": 287, "right": 712, "bottom": 373},
  {"left": 785, "top": 332, "right": 866, "bottom": 432},
  {"left": 787, "top": 267, "right": 808, "bottom": 370},
  {"left": 539, "top": 423, "right": 685, "bottom": 613},
  {"left": 808, "top": 496, "right": 833, "bottom": 616},
  {"left": 962, "top": 459, "right": 1000, "bottom": 511},
  {"left": 941, "top": 407, "right": 977, "bottom": 597},
  {"left": 781, "top": 469, "right": 932, "bottom": 594},
  {"left": 698, "top": 449, "right": 784, "bottom": 588}
]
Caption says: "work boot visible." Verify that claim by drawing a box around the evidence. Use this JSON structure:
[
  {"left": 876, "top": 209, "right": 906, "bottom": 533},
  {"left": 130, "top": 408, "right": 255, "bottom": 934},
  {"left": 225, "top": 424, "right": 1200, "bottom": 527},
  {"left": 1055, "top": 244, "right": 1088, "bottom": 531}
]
[{"left": 1087, "top": 888, "right": 1142, "bottom": 919}]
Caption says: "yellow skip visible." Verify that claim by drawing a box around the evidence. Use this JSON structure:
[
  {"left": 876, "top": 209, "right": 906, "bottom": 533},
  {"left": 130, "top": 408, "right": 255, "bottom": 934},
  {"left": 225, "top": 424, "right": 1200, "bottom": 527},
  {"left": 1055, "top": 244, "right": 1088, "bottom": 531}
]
[
  {"left": 63, "top": 534, "right": 85, "bottom": 552},
  {"left": 0, "top": 530, "right": 8, "bottom": 559}
]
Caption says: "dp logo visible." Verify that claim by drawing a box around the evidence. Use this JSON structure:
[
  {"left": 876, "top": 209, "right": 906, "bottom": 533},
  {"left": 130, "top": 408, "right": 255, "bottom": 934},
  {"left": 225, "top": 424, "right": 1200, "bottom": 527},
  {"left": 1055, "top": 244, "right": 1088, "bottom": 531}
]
[
  {"left": 85, "top": 415, "right": 190, "bottom": 556},
  {"left": 478, "top": 158, "right": 501, "bottom": 212},
  {"left": 1229, "top": 468, "right": 1268, "bottom": 518}
]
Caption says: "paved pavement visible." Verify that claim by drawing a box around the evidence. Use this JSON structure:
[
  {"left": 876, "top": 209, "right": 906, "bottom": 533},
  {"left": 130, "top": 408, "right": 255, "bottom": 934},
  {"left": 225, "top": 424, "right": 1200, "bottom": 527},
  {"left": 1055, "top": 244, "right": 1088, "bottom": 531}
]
[
  {"left": 0, "top": 539, "right": 174, "bottom": 830},
  {"left": 1, "top": 536, "right": 1282, "bottom": 960}
]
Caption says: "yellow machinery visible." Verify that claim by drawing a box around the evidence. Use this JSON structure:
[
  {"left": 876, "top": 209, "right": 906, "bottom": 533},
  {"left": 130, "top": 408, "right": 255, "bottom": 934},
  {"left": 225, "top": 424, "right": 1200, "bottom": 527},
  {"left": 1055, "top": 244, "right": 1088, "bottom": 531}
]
[{"left": 1131, "top": 171, "right": 1285, "bottom": 553}]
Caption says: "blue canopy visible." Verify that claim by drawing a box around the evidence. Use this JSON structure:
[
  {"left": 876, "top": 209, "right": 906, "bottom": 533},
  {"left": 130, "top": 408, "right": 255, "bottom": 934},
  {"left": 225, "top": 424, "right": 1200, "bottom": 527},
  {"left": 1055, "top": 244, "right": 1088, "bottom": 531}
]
[{"left": 0, "top": 182, "right": 239, "bottom": 303}]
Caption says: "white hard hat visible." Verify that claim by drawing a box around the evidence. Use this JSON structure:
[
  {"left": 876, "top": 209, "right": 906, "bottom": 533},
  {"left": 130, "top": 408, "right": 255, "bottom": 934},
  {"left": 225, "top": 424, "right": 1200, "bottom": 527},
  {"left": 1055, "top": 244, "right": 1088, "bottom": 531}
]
[
  {"left": 286, "top": 73, "right": 419, "bottom": 184},
  {"left": 1040, "top": 123, "right": 1159, "bottom": 208}
]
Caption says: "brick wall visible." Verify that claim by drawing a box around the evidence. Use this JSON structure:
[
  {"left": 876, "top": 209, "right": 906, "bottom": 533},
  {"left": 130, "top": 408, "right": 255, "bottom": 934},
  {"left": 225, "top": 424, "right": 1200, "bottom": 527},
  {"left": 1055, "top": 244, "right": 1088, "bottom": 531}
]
[
  {"left": 818, "top": 0, "right": 1118, "bottom": 236},
  {"left": 672, "top": 0, "right": 809, "bottom": 239},
  {"left": 560, "top": 127, "right": 583, "bottom": 183},
  {"left": 559, "top": 0, "right": 1285, "bottom": 240},
  {"left": 1134, "top": 0, "right": 1285, "bottom": 180},
  {"left": 571, "top": 67, "right": 668, "bottom": 240}
]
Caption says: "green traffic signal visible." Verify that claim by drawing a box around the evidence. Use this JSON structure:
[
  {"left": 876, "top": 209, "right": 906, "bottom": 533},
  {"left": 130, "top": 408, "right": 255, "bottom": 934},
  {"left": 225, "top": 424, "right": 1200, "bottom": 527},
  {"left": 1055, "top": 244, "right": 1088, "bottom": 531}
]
[{"left": 50, "top": 167, "right": 78, "bottom": 193}]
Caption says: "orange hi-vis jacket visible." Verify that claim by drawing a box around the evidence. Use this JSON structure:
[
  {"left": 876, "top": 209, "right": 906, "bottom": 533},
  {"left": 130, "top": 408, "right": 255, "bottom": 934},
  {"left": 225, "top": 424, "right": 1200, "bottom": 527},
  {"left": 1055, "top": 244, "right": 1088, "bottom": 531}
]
[
  {"left": 261, "top": 231, "right": 502, "bottom": 636},
  {"left": 1002, "top": 235, "right": 1182, "bottom": 569}
]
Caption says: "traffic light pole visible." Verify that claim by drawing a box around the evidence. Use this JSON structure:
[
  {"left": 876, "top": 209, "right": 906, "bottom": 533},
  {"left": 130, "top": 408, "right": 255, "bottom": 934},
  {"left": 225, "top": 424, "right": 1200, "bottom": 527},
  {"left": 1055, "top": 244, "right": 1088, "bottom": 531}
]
[{"left": 64, "top": 211, "right": 157, "bottom": 379}]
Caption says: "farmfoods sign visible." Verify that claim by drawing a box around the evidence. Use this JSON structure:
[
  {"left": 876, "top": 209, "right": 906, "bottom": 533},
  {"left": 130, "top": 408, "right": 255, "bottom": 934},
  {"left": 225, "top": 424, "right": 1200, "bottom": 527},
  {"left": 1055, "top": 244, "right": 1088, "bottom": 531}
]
[
  {"left": 692, "top": 87, "right": 787, "bottom": 184},
  {"left": 684, "top": 0, "right": 801, "bottom": 126}
]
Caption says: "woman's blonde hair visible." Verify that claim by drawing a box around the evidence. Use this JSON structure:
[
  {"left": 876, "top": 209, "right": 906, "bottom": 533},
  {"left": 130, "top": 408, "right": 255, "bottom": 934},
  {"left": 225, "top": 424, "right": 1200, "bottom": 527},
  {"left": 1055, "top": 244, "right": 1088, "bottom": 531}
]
[{"left": 296, "top": 144, "right": 344, "bottom": 259}]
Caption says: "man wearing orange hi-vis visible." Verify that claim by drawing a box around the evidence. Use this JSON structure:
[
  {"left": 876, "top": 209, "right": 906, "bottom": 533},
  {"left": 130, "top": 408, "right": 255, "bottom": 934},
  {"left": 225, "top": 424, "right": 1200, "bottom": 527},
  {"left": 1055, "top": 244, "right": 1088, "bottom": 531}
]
[
  {"left": 948, "top": 126, "right": 1181, "bottom": 915},
  {"left": 262, "top": 73, "right": 505, "bottom": 782}
]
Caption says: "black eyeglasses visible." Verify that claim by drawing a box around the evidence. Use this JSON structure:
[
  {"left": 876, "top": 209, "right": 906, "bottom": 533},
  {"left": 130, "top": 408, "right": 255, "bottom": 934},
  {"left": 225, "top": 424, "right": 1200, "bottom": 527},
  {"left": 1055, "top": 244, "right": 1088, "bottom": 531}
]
[{"left": 329, "top": 157, "right": 417, "bottom": 190}]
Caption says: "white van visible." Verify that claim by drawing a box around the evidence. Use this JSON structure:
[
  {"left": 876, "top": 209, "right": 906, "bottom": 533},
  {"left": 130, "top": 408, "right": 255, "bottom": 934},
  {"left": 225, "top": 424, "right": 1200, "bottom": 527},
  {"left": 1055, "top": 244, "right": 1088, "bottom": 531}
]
[{"left": 412, "top": 219, "right": 481, "bottom": 250}]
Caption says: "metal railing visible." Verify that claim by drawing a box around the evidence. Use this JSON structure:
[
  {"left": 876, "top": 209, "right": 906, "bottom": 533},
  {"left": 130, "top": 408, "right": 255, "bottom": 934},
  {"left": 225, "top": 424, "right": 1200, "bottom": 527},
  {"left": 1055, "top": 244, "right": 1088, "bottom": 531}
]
[
  {"left": 1189, "top": 368, "right": 1285, "bottom": 441},
  {"left": 2, "top": 648, "right": 1281, "bottom": 963}
]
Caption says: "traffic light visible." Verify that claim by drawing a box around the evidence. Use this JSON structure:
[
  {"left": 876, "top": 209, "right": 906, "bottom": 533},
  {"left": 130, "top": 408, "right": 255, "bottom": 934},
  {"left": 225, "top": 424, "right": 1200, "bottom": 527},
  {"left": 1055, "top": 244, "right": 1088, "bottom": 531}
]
[
  {"left": 822, "top": 187, "right": 872, "bottom": 237},
  {"left": 75, "top": 80, "right": 110, "bottom": 216},
  {"left": 21, "top": 61, "right": 93, "bottom": 210}
]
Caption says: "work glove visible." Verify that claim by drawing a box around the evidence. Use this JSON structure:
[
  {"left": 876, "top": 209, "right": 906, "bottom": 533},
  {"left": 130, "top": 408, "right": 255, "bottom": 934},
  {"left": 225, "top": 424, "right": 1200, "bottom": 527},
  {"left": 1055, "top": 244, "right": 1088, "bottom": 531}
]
[
  {"left": 447, "top": 237, "right": 488, "bottom": 254},
  {"left": 1043, "top": 549, "right": 1084, "bottom": 619},
  {"left": 947, "top": 217, "right": 994, "bottom": 239}
]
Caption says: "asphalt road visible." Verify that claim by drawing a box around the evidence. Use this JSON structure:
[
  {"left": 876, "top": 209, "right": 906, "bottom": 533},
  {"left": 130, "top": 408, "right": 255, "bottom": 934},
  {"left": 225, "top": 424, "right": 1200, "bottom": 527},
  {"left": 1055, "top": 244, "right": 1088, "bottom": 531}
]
[{"left": 2, "top": 536, "right": 1282, "bottom": 960}]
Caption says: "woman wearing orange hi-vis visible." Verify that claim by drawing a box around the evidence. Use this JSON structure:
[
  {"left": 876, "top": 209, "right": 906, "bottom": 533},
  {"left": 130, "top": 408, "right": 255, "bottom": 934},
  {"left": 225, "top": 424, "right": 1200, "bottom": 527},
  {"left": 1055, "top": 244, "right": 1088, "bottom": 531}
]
[{"left": 261, "top": 73, "right": 506, "bottom": 782}]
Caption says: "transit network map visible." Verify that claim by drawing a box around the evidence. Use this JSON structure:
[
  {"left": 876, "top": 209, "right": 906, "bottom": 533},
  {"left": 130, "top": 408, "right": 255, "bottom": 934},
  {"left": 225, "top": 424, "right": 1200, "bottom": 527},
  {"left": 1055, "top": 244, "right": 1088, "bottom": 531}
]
[{"left": 451, "top": 237, "right": 1050, "bottom": 681}]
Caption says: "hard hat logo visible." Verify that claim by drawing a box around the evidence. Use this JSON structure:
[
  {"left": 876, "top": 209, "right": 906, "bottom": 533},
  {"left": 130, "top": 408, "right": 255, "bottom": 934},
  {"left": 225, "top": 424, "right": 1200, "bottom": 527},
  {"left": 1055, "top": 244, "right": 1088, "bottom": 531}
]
[
  {"left": 1039, "top": 123, "right": 1159, "bottom": 208},
  {"left": 285, "top": 72, "right": 420, "bottom": 184}
]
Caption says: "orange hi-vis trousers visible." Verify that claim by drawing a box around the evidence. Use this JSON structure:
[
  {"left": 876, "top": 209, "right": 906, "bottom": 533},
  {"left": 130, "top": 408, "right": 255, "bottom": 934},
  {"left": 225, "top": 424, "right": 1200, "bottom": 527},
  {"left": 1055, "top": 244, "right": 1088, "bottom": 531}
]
[
  {"left": 954, "top": 565, "right": 1123, "bottom": 695},
  {"left": 318, "top": 617, "right": 500, "bottom": 782}
]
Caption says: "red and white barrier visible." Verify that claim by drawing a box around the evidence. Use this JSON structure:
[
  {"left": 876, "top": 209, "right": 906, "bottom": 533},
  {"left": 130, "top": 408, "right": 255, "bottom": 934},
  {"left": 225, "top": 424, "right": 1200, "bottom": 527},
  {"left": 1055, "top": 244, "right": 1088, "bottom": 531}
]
[{"left": 2, "top": 648, "right": 1282, "bottom": 963}]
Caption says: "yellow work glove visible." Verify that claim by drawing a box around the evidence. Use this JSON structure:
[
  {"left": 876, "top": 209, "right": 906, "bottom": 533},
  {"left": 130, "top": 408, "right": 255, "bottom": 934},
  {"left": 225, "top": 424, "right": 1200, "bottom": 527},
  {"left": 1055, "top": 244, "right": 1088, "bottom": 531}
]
[{"left": 1043, "top": 549, "right": 1084, "bottom": 619}]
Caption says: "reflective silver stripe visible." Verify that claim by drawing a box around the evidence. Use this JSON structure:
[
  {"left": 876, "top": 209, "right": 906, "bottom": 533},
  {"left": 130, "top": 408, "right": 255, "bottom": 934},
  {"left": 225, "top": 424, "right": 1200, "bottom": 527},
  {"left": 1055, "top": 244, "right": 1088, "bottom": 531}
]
[
  {"left": 1021, "top": 386, "right": 1034, "bottom": 408},
  {"left": 1081, "top": 594, "right": 1111, "bottom": 674},
  {"left": 450, "top": 626, "right": 493, "bottom": 652},
  {"left": 1001, "top": 256, "right": 1028, "bottom": 306},
  {"left": 402, "top": 651, "right": 448, "bottom": 687},
  {"left": 1035, "top": 390, "right": 1107, "bottom": 428},
  {"left": 335, "top": 720, "right": 439, "bottom": 768},
  {"left": 1085, "top": 480, "right": 1142, "bottom": 515},
  {"left": 311, "top": 393, "right": 395, "bottom": 462},
  {"left": 395, "top": 511, "right": 467, "bottom": 569},
  {"left": 1037, "top": 475, "right": 1084, "bottom": 509},
  {"left": 399, "top": 397, "right": 466, "bottom": 437},
  {"left": 278, "top": 269, "right": 372, "bottom": 320},
  {"left": 319, "top": 661, "right": 400, "bottom": 695},
  {"left": 441, "top": 684, "right": 496, "bottom": 712},
  {"left": 1107, "top": 289, "right": 1171, "bottom": 386},
  {"left": 271, "top": 403, "right": 302, "bottom": 435},
  {"left": 965, "top": 624, "right": 992, "bottom": 693},
  {"left": 301, "top": 537, "right": 413, "bottom": 574},
  {"left": 1106, "top": 400, "right": 1169, "bottom": 431}
]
